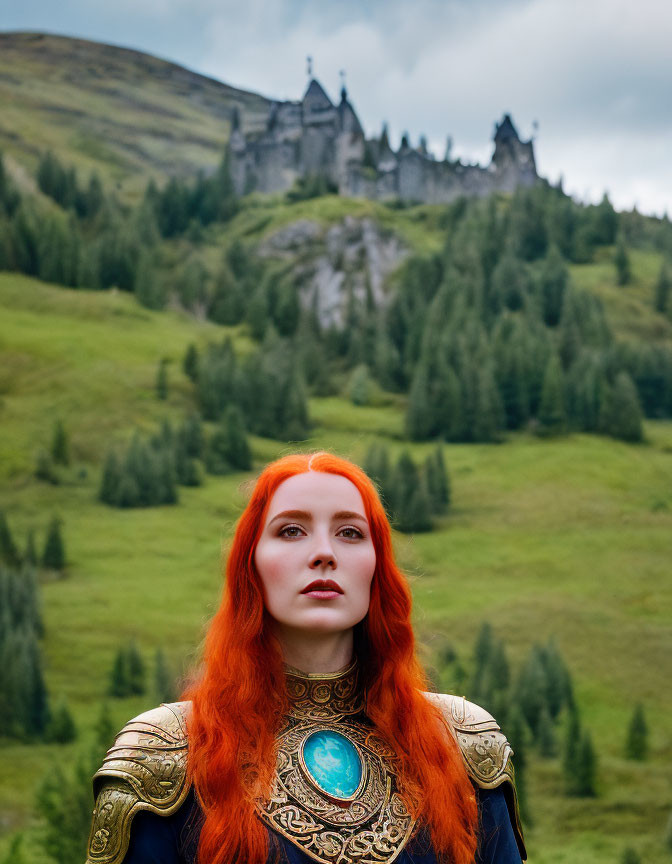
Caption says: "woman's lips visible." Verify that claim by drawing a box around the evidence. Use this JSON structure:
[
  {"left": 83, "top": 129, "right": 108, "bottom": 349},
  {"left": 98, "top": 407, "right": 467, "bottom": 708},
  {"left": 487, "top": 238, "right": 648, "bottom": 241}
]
[{"left": 301, "top": 579, "right": 344, "bottom": 599}]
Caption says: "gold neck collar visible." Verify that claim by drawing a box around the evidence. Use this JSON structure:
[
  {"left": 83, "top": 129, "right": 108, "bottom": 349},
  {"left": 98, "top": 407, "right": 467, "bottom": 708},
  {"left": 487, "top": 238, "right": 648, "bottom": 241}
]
[{"left": 284, "top": 659, "right": 364, "bottom": 720}]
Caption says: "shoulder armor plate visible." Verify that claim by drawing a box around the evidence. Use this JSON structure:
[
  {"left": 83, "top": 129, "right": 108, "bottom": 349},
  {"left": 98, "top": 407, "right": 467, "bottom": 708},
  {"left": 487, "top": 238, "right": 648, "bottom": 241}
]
[
  {"left": 86, "top": 701, "right": 192, "bottom": 864},
  {"left": 426, "top": 693, "right": 527, "bottom": 860}
]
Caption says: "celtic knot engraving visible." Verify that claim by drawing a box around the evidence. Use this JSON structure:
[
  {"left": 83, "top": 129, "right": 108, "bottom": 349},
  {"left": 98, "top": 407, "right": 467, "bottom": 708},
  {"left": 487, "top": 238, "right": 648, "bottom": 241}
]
[
  {"left": 256, "top": 664, "right": 415, "bottom": 864},
  {"left": 285, "top": 662, "right": 364, "bottom": 720}
]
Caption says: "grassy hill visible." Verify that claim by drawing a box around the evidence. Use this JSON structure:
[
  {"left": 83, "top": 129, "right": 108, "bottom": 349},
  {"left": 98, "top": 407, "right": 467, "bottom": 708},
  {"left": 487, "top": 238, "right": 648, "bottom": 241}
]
[
  {"left": 0, "top": 32, "right": 270, "bottom": 202},
  {"left": 1, "top": 273, "right": 671, "bottom": 864}
]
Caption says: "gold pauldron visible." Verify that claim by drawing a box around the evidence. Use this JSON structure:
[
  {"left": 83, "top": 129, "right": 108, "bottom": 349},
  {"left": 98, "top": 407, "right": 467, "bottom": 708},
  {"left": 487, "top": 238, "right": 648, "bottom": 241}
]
[
  {"left": 86, "top": 702, "right": 190, "bottom": 864},
  {"left": 427, "top": 692, "right": 527, "bottom": 861}
]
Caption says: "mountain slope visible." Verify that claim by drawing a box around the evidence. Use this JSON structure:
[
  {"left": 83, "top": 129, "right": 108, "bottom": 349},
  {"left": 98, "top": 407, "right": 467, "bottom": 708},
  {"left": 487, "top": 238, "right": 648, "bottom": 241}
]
[{"left": 0, "top": 31, "right": 271, "bottom": 200}]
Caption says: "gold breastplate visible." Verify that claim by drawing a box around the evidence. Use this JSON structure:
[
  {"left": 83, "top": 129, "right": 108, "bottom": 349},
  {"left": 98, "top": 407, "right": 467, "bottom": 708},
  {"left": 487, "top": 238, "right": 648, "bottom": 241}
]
[{"left": 256, "top": 662, "right": 417, "bottom": 864}]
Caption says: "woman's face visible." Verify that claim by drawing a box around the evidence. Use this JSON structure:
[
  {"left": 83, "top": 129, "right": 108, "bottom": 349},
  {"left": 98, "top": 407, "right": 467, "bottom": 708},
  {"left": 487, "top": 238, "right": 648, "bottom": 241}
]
[{"left": 254, "top": 471, "right": 376, "bottom": 639}]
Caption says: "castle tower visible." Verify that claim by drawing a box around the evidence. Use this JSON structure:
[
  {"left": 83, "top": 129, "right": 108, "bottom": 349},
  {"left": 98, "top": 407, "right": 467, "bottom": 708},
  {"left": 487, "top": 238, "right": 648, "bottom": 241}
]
[
  {"left": 300, "top": 77, "right": 339, "bottom": 179},
  {"left": 491, "top": 114, "right": 537, "bottom": 191},
  {"left": 335, "top": 81, "right": 365, "bottom": 193}
]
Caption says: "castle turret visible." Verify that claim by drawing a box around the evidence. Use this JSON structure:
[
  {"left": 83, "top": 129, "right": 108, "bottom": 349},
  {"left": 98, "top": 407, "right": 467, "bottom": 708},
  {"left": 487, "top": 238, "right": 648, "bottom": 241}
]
[
  {"left": 491, "top": 113, "right": 537, "bottom": 190},
  {"left": 337, "top": 85, "right": 364, "bottom": 137},
  {"left": 302, "top": 79, "right": 334, "bottom": 118}
]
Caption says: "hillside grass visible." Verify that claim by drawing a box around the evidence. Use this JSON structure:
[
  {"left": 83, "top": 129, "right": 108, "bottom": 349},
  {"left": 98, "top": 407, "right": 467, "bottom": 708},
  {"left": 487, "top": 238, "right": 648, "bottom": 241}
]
[
  {"left": 0, "top": 32, "right": 270, "bottom": 203},
  {"left": 1, "top": 275, "right": 672, "bottom": 863},
  {"left": 571, "top": 247, "right": 672, "bottom": 343}
]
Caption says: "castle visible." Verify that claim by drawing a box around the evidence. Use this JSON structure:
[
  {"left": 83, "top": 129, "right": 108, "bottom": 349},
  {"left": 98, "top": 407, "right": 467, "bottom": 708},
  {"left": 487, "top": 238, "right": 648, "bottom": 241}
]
[{"left": 229, "top": 74, "right": 538, "bottom": 204}]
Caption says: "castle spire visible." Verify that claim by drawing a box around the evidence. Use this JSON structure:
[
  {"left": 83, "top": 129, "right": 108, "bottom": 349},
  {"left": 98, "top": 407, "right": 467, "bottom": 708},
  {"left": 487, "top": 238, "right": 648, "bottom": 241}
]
[{"left": 339, "top": 68, "right": 347, "bottom": 102}]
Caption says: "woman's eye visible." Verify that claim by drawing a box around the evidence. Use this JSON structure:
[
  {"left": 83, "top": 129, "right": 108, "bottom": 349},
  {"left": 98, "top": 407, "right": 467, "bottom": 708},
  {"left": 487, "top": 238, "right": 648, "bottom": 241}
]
[
  {"left": 339, "top": 526, "right": 363, "bottom": 539},
  {"left": 279, "top": 525, "right": 304, "bottom": 538}
]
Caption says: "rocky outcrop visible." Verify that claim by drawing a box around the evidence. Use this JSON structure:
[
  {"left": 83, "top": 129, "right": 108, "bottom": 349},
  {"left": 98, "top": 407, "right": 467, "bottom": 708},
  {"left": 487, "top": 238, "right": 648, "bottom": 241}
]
[{"left": 259, "top": 216, "right": 407, "bottom": 327}]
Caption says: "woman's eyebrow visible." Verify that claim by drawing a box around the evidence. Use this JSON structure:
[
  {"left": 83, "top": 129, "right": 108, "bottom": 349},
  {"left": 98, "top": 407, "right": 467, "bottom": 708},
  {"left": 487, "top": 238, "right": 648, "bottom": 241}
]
[
  {"left": 268, "top": 509, "right": 311, "bottom": 525},
  {"left": 267, "top": 509, "right": 368, "bottom": 525},
  {"left": 332, "top": 510, "right": 367, "bottom": 522}
]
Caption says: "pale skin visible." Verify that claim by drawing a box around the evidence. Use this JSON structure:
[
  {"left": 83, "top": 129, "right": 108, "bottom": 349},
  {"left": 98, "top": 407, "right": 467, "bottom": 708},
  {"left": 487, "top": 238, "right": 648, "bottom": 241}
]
[{"left": 254, "top": 471, "right": 376, "bottom": 675}]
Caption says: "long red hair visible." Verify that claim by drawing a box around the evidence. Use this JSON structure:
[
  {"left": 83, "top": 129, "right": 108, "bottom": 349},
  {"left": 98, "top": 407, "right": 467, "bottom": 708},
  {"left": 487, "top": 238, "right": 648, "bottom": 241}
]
[{"left": 184, "top": 451, "right": 478, "bottom": 864}]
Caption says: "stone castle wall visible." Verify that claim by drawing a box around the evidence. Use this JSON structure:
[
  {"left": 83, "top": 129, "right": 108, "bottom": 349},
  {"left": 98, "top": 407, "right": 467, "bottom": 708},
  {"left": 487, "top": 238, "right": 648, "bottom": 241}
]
[{"left": 229, "top": 78, "right": 538, "bottom": 204}]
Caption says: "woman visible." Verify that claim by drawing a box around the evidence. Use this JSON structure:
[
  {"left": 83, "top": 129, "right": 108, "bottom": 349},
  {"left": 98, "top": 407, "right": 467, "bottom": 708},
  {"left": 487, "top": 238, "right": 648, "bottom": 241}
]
[{"left": 86, "top": 452, "right": 525, "bottom": 864}]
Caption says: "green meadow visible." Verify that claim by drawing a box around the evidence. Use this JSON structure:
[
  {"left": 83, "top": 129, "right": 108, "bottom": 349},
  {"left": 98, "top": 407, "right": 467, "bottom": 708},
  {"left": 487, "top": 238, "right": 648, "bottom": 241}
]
[{"left": 1, "top": 273, "right": 671, "bottom": 863}]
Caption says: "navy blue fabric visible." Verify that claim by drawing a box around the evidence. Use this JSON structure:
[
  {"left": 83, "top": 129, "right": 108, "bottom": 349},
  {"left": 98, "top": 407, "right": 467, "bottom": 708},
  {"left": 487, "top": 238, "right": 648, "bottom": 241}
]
[{"left": 122, "top": 786, "right": 523, "bottom": 863}]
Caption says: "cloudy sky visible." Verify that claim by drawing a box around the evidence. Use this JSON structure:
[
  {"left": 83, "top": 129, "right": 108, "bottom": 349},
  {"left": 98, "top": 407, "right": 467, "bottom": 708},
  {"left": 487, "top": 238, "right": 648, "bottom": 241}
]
[{"left": 5, "top": 0, "right": 671, "bottom": 216}]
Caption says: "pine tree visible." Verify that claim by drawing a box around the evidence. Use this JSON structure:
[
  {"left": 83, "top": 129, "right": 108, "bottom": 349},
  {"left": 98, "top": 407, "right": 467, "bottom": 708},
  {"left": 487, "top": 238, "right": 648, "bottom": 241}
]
[
  {"left": 538, "top": 639, "right": 573, "bottom": 719},
  {"left": 600, "top": 372, "right": 643, "bottom": 443},
  {"left": 155, "top": 648, "right": 176, "bottom": 703},
  {"left": 46, "top": 698, "right": 77, "bottom": 744},
  {"left": 621, "top": 849, "right": 641, "bottom": 864},
  {"left": 537, "top": 353, "right": 566, "bottom": 436},
  {"left": 99, "top": 451, "right": 121, "bottom": 505},
  {"left": 281, "top": 365, "right": 310, "bottom": 441},
  {"left": 24, "top": 529, "right": 38, "bottom": 568},
  {"left": 654, "top": 261, "right": 671, "bottom": 314},
  {"left": 472, "top": 363, "right": 504, "bottom": 443},
  {"left": 591, "top": 194, "right": 618, "bottom": 245},
  {"left": 206, "top": 426, "right": 232, "bottom": 475},
  {"left": 157, "top": 449, "right": 178, "bottom": 505},
  {"left": 223, "top": 405, "right": 252, "bottom": 471},
  {"left": 539, "top": 245, "right": 569, "bottom": 327},
  {"left": 51, "top": 419, "right": 70, "bottom": 466},
  {"left": 175, "top": 258, "right": 208, "bottom": 311},
  {"left": 615, "top": 235, "right": 631, "bottom": 285},
  {"left": 274, "top": 280, "right": 300, "bottom": 337},
  {"left": 536, "top": 705, "right": 557, "bottom": 757},
  {"left": 134, "top": 251, "right": 164, "bottom": 309},
  {"left": 85, "top": 171, "right": 104, "bottom": 218},
  {"left": 389, "top": 451, "right": 417, "bottom": 524},
  {"left": 434, "top": 359, "right": 463, "bottom": 441},
  {"left": 0, "top": 511, "right": 21, "bottom": 569},
  {"left": 573, "top": 730, "right": 597, "bottom": 797},
  {"left": 363, "top": 442, "right": 393, "bottom": 515},
  {"left": 174, "top": 435, "right": 201, "bottom": 487},
  {"left": 42, "top": 517, "right": 65, "bottom": 572},
  {"left": 472, "top": 621, "right": 494, "bottom": 699},
  {"left": 625, "top": 703, "right": 648, "bottom": 760},
  {"left": 424, "top": 446, "right": 451, "bottom": 515},
  {"left": 34, "top": 449, "right": 59, "bottom": 485},
  {"left": 25, "top": 636, "right": 50, "bottom": 737},
  {"left": 183, "top": 343, "right": 199, "bottom": 382},
  {"left": 156, "top": 357, "right": 168, "bottom": 401},
  {"left": 109, "top": 647, "right": 129, "bottom": 698},
  {"left": 348, "top": 364, "right": 373, "bottom": 406},
  {"left": 516, "top": 645, "right": 548, "bottom": 734},
  {"left": 209, "top": 264, "right": 244, "bottom": 325},
  {"left": 181, "top": 413, "right": 204, "bottom": 459},
  {"left": 126, "top": 640, "right": 146, "bottom": 695},
  {"left": 563, "top": 704, "right": 582, "bottom": 793},
  {"left": 397, "top": 478, "right": 433, "bottom": 533},
  {"left": 406, "top": 361, "right": 434, "bottom": 440},
  {"left": 247, "top": 284, "right": 270, "bottom": 341}
]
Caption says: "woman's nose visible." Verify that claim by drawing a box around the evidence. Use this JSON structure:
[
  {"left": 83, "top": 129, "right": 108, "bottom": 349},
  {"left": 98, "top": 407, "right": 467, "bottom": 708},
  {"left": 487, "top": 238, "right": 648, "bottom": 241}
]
[{"left": 308, "top": 534, "right": 336, "bottom": 569}]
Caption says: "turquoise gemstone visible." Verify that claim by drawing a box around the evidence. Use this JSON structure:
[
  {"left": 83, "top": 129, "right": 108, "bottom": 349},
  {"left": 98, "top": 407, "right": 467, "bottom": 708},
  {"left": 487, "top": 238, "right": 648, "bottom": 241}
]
[{"left": 302, "top": 730, "right": 362, "bottom": 799}]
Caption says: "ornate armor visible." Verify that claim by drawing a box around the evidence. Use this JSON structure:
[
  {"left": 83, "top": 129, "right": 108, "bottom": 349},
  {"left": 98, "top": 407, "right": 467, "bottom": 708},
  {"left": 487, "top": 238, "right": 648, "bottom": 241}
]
[
  {"left": 86, "top": 665, "right": 525, "bottom": 864},
  {"left": 256, "top": 661, "right": 417, "bottom": 864},
  {"left": 86, "top": 702, "right": 190, "bottom": 864},
  {"left": 426, "top": 692, "right": 526, "bottom": 860}
]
